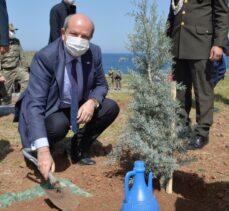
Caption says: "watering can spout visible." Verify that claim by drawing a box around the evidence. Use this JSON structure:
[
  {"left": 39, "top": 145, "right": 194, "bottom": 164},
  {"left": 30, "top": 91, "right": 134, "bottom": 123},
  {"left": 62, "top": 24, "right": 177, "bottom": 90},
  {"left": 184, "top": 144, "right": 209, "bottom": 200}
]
[{"left": 121, "top": 160, "right": 159, "bottom": 211}]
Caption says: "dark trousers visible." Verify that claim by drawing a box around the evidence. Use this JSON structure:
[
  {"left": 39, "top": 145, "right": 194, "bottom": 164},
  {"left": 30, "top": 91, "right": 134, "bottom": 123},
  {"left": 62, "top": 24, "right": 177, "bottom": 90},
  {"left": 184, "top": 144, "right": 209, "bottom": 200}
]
[
  {"left": 45, "top": 98, "right": 119, "bottom": 152},
  {"left": 173, "top": 59, "right": 214, "bottom": 137}
]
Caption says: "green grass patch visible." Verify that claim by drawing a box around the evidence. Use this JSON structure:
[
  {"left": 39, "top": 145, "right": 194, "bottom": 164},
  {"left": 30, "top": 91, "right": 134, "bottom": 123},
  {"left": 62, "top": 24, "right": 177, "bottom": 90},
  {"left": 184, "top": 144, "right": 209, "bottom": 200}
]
[{"left": 214, "top": 74, "right": 229, "bottom": 112}]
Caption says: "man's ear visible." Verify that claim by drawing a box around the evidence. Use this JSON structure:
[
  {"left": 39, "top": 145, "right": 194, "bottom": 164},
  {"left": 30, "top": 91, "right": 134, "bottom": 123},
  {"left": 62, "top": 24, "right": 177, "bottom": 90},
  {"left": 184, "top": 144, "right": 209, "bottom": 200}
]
[{"left": 61, "top": 28, "right": 66, "bottom": 40}]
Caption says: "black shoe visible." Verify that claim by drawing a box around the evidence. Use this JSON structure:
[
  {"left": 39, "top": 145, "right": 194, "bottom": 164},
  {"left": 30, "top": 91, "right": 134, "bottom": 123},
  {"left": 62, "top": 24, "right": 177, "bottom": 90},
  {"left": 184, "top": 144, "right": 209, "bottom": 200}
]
[
  {"left": 78, "top": 154, "right": 96, "bottom": 165},
  {"left": 70, "top": 134, "right": 96, "bottom": 165},
  {"left": 193, "top": 135, "right": 209, "bottom": 149},
  {"left": 71, "top": 151, "right": 96, "bottom": 165}
]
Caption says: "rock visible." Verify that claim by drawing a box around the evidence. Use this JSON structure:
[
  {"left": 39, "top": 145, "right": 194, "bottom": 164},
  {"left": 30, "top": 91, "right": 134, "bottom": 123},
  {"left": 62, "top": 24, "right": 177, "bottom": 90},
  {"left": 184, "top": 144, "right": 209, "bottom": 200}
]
[
  {"left": 19, "top": 163, "right": 26, "bottom": 168},
  {"left": 211, "top": 176, "right": 216, "bottom": 180},
  {"left": 95, "top": 176, "right": 101, "bottom": 182}
]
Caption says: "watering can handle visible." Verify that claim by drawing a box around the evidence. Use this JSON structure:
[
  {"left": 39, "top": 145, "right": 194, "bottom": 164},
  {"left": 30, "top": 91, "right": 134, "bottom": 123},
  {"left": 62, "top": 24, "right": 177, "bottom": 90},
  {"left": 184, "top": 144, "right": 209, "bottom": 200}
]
[
  {"left": 22, "top": 148, "right": 58, "bottom": 185},
  {"left": 124, "top": 170, "right": 135, "bottom": 201},
  {"left": 148, "top": 172, "right": 153, "bottom": 192}
]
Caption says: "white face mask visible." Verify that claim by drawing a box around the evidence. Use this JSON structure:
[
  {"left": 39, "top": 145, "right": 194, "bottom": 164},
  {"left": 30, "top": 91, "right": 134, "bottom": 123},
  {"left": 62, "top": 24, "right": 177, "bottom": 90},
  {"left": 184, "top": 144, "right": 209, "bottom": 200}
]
[
  {"left": 65, "top": 36, "right": 89, "bottom": 57},
  {"left": 9, "top": 31, "right": 15, "bottom": 39},
  {"left": 66, "top": 0, "right": 75, "bottom": 5}
]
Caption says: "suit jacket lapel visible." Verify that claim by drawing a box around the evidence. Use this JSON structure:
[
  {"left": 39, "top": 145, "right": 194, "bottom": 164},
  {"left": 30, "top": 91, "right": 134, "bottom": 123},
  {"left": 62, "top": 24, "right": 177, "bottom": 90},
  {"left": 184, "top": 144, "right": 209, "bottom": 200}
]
[
  {"left": 81, "top": 51, "right": 93, "bottom": 99},
  {"left": 55, "top": 41, "right": 66, "bottom": 96}
]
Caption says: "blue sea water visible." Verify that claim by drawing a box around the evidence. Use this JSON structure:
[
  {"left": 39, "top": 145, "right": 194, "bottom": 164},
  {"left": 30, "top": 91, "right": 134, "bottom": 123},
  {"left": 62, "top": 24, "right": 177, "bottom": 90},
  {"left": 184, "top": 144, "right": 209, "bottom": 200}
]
[
  {"left": 102, "top": 53, "right": 134, "bottom": 74},
  {"left": 102, "top": 53, "right": 229, "bottom": 74}
]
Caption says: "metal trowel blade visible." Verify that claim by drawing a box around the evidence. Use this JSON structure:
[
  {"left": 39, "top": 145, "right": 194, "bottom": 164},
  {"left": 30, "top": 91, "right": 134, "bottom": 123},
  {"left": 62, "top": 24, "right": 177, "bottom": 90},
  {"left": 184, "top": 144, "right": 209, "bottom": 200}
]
[{"left": 44, "top": 186, "right": 80, "bottom": 211}]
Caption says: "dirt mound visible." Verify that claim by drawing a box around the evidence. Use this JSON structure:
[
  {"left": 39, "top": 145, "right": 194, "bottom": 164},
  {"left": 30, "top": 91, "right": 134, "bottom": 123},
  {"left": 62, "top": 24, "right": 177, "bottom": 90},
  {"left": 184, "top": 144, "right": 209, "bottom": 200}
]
[{"left": 0, "top": 109, "right": 228, "bottom": 210}]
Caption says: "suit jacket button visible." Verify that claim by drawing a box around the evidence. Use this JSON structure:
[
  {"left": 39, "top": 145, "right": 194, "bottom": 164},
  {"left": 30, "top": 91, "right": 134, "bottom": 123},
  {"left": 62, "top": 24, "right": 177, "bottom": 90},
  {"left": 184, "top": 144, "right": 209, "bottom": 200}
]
[
  {"left": 181, "top": 22, "right": 185, "bottom": 26},
  {"left": 182, "top": 11, "right": 186, "bottom": 15}
]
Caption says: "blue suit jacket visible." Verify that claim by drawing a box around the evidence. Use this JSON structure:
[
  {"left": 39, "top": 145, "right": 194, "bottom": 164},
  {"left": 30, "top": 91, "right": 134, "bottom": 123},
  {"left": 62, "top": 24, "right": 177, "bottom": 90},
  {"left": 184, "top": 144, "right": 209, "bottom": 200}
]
[
  {"left": 0, "top": 0, "right": 9, "bottom": 46},
  {"left": 16, "top": 38, "right": 108, "bottom": 148}
]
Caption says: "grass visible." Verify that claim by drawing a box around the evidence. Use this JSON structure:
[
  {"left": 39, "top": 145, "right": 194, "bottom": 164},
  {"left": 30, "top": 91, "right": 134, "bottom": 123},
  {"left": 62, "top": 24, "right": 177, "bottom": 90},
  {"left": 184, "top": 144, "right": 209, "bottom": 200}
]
[
  {"left": 1, "top": 52, "right": 229, "bottom": 150},
  {"left": 214, "top": 74, "right": 229, "bottom": 111},
  {"left": 189, "top": 73, "right": 229, "bottom": 121}
]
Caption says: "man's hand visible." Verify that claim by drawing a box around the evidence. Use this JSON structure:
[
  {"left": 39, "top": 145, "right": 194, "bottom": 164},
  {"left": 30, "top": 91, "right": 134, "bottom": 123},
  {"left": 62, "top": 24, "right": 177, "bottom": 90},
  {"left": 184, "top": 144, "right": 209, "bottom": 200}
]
[
  {"left": 0, "top": 75, "right": 6, "bottom": 82},
  {"left": 37, "top": 146, "right": 55, "bottom": 180},
  {"left": 0, "top": 46, "right": 9, "bottom": 55},
  {"left": 209, "top": 46, "right": 223, "bottom": 61},
  {"left": 77, "top": 99, "right": 97, "bottom": 124}
]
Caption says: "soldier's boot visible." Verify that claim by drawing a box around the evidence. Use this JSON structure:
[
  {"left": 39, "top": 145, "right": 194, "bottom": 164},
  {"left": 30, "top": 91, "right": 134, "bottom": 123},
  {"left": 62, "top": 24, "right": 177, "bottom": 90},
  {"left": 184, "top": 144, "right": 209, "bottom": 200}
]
[
  {"left": 0, "top": 83, "right": 12, "bottom": 105},
  {"left": 0, "top": 96, "right": 12, "bottom": 105}
]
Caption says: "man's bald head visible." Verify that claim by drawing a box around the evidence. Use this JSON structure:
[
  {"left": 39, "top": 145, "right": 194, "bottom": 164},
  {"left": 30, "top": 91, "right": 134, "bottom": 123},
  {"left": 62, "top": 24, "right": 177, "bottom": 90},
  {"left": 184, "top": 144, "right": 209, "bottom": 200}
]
[{"left": 62, "top": 14, "right": 94, "bottom": 40}]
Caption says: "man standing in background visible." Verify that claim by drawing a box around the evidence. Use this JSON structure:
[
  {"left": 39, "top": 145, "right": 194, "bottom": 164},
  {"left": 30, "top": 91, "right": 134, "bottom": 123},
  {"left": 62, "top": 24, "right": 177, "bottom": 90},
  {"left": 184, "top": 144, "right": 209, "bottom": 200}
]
[
  {"left": 0, "top": 0, "right": 9, "bottom": 82},
  {"left": 0, "top": 24, "right": 29, "bottom": 105},
  {"left": 49, "top": 0, "right": 76, "bottom": 43},
  {"left": 167, "top": 0, "right": 229, "bottom": 149}
]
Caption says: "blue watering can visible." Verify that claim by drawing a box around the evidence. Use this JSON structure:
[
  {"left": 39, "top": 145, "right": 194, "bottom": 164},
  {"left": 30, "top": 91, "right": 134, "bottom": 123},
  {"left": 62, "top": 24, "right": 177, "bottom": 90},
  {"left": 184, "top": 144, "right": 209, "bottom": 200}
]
[{"left": 121, "top": 160, "right": 159, "bottom": 211}]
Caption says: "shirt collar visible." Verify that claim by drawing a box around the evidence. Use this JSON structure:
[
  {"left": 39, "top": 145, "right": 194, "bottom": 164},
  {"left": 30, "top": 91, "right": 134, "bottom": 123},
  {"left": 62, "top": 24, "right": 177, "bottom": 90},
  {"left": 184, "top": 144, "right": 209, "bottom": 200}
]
[{"left": 64, "top": 45, "right": 81, "bottom": 64}]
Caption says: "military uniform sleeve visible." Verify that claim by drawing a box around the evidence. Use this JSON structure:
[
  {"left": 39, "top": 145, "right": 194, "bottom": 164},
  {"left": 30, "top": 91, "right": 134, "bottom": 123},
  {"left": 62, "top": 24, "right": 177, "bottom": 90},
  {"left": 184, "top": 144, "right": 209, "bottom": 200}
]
[
  {"left": 166, "top": 1, "right": 174, "bottom": 38},
  {"left": 213, "top": 0, "right": 229, "bottom": 48},
  {"left": 19, "top": 44, "right": 28, "bottom": 69}
]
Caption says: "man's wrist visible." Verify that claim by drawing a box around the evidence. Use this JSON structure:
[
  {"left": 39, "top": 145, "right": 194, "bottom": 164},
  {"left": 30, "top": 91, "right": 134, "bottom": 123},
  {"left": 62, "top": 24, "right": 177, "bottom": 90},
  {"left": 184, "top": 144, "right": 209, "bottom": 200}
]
[
  {"left": 89, "top": 98, "right": 99, "bottom": 109},
  {"left": 37, "top": 146, "right": 50, "bottom": 152}
]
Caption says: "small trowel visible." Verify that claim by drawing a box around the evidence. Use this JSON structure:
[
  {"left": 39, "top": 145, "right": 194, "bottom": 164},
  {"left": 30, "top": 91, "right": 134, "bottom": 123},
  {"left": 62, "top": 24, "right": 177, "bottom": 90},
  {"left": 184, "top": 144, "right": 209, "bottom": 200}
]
[{"left": 22, "top": 148, "right": 79, "bottom": 211}]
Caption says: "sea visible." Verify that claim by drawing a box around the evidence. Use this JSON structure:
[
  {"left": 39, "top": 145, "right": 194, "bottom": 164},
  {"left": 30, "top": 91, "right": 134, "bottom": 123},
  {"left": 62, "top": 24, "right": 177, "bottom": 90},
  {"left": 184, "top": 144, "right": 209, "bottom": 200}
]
[{"left": 102, "top": 53, "right": 229, "bottom": 74}]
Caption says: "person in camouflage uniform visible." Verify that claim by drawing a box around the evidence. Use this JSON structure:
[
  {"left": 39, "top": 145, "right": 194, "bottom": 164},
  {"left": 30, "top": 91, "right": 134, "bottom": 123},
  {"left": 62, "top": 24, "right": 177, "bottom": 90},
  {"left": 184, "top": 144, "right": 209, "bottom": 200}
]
[
  {"left": 0, "top": 23, "right": 29, "bottom": 105},
  {"left": 108, "top": 69, "right": 122, "bottom": 90}
]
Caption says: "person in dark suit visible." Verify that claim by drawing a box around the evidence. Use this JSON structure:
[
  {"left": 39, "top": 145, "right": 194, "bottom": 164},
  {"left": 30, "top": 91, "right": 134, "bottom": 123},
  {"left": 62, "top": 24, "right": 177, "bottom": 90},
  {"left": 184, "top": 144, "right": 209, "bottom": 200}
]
[
  {"left": 15, "top": 14, "right": 119, "bottom": 179},
  {"left": 49, "top": 0, "right": 76, "bottom": 43},
  {"left": 0, "top": 0, "right": 9, "bottom": 82},
  {"left": 167, "top": 0, "right": 229, "bottom": 149},
  {"left": 0, "top": 0, "right": 9, "bottom": 55}
]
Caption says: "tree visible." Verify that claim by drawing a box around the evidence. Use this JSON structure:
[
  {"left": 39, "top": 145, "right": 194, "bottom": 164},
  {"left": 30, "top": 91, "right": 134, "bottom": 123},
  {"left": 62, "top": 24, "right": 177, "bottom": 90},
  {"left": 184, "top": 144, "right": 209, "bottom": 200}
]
[{"left": 112, "top": 0, "right": 190, "bottom": 189}]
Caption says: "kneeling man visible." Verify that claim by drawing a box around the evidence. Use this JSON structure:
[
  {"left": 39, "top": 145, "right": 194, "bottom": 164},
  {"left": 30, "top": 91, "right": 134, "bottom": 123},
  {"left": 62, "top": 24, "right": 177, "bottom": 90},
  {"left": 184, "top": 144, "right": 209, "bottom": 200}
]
[{"left": 15, "top": 14, "right": 119, "bottom": 180}]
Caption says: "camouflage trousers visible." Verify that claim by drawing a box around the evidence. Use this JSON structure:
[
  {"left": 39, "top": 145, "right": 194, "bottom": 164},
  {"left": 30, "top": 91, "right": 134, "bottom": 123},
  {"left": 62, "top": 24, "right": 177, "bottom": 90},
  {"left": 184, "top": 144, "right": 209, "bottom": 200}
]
[{"left": 0, "top": 67, "right": 29, "bottom": 104}]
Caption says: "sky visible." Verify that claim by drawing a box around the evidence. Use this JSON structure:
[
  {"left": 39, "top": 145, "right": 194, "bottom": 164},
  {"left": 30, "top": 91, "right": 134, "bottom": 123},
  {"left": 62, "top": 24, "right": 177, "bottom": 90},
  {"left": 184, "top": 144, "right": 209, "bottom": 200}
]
[{"left": 6, "top": 0, "right": 170, "bottom": 53}]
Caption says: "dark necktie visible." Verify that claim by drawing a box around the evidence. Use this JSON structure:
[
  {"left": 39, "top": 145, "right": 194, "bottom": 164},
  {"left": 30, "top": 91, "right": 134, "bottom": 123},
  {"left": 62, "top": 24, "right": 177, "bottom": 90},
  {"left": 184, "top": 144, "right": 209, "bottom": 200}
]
[
  {"left": 70, "top": 59, "right": 84, "bottom": 133},
  {"left": 70, "top": 60, "right": 78, "bottom": 133}
]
